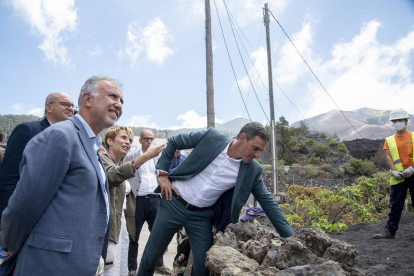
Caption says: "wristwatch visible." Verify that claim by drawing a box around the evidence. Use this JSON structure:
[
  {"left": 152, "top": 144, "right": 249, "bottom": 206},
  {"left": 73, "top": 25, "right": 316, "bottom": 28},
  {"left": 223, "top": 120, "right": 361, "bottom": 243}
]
[{"left": 132, "top": 159, "right": 138, "bottom": 171}]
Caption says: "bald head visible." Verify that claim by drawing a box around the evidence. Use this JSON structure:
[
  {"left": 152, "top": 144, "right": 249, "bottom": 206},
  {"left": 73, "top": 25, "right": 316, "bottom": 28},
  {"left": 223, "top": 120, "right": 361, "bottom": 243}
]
[
  {"left": 139, "top": 130, "right": 154, "bottom": 152},
  {"left": 45, "top": 92, "right": 75, "bottom": 124}
]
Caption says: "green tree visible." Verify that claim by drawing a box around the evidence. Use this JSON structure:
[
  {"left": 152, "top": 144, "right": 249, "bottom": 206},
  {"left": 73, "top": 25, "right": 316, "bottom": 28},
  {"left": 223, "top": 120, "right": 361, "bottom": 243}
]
[
  {"left": 305, "top": 138, "right": 315, "bottom": 146},
  {"left": 309, "top": 153, "right": 319, "bottom": 164},
  {"left": 338, "top": 143, "right": 347, "bottom": 152}
]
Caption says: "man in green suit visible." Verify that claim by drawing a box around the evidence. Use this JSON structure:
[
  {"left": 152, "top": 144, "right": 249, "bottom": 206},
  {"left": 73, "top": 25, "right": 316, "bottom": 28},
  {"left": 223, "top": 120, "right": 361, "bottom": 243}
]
[{"left": 138, "top": 122, "right": 294, "bottom": 276}]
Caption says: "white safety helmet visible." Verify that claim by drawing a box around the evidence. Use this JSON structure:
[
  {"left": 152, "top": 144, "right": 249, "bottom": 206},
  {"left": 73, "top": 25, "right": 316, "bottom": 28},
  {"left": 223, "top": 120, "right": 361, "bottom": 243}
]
[{"left": 389, "top": 108, "right": 409, "bottom": 121}]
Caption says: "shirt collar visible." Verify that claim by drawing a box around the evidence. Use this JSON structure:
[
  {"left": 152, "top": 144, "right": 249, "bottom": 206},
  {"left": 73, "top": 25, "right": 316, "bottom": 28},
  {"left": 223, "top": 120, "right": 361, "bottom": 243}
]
[
  {"left": 223, "top": 140, "right": 243, "bottom": 163},
  {"left": 75, "top": 114, "right": 102, "bottom": 147}
]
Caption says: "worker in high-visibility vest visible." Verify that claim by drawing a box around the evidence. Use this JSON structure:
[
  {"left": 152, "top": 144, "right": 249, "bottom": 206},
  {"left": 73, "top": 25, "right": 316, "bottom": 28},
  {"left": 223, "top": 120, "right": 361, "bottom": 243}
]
[{"left": 373, "top": 108, "right": 414, "bottom": 239}]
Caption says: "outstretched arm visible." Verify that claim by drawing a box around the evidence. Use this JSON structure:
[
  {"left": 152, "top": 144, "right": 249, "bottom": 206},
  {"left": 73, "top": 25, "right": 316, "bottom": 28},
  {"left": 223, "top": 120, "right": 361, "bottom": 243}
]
[{"left": 252, "top": 171, "right": 294, "bottom": 238}]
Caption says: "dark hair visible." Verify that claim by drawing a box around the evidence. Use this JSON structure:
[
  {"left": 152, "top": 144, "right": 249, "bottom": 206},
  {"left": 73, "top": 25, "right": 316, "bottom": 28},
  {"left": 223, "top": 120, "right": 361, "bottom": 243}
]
[
  {"left": 0, "top": 133, "right": 3, "bottom": 143},
  {"left": 236, "top": 122, "right": 269, "bottom": 142}
]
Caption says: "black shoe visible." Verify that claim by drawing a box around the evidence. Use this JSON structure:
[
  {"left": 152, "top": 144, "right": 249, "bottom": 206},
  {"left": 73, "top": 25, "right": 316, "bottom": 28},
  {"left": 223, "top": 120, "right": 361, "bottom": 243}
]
[
  {"left": 373, "top": 228, "right": 395, "bottom": 239},
  {"left": 155, "top": 266, "right": 172, "bottom": 275}
]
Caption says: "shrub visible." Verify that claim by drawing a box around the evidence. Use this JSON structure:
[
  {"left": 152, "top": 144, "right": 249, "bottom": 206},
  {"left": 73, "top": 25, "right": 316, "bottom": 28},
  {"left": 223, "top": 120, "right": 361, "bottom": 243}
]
[
  {"left": 281, "top": 186, "right": 377, "bottom": 234},
  {"left": 283, "top": 152, "right": 295, "bottom": 165},
  {"left": 262, "top": 164, "right": 273, "bottom": 171},
  {"left": 320, "top": 164, "right": 332, "bottom": 172},
  {"left": 309, "top": 154, "right": 319, "bottom": 164},
  {"left": 298, "top": 133, "right": 303, "bottom": 141},
  {"left": 348, "top": 158, "right": 377, "bottom": 176},
  {"left": 257, "top": 159, "right": 263, "bottom": 165},
  {"left": 299, "top": 164, "right": 319, "bottom": 178},
  {"left": 328, "top": 139, "right": 339, "bottom": 147},
  {"left": 318, "top": 170, "right": 332, "bottom": 179},
  {"left": 333, "top": 169, "right": 344, "bottom": 179},
  {"left": 313, "top": 143, "right": 329, "bottom": 156},
  {"left": 338, "top": 143, "right": 347, "bottom": 152},
  {"left": 319, "top": 133, "right": 327, "bottom": 138},
  {"left": 277, "top": 160, "right": 285, "bottom": 173},
  {"left": 305, "top": 138, "right": 315, "bottom": 146}
]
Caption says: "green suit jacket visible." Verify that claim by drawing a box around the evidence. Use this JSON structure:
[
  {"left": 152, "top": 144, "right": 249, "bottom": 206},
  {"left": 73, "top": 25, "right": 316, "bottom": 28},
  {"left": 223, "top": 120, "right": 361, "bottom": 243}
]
[{"left": 155, "top": 128, "right": 294, "bottom": 238}]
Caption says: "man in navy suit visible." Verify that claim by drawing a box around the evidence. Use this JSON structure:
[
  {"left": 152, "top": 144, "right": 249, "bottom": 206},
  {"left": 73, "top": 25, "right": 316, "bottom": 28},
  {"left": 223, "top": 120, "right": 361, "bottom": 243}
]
[
  {"left": 0, "top": 92, "right": 75, "bottom": 223},
  {"left": 0, "top": 76, "right": 138, "bottom": 276},
  {"left": 0, "top": 92, "right": 74, "bottom": 275}
]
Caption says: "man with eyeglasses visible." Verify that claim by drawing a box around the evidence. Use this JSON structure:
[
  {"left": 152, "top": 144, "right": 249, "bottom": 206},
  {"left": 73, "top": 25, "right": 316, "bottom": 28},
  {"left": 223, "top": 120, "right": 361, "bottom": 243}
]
[
  {"left": 0, "top": 92, "right": 74, "bottom": 275},
  {"left": 123, "top": 130, "right": 172, "bottom": 276}
]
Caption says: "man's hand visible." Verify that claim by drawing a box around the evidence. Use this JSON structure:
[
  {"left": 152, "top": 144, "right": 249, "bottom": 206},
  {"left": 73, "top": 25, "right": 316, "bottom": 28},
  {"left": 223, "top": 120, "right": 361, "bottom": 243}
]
[
  {"left": 390, "top": 170, "right": 404, "bottom": 180},
  {"left": 144, "top": 141, "right": 168, "bottom": 159},
  {"left": 158, "top": 176, "right": 179, "bottom": 201},
  {"left": 400, "top": 166, "right": 414, "bottom": 179}
]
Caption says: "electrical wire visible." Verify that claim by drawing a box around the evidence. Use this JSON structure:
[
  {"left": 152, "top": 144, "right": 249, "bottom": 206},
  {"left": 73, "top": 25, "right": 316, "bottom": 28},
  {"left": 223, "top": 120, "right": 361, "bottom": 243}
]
[
  {"left": 229, "top": 7, "right": 319, "bottom": 134},
  {"left": 221, "top": 0, "right": 317, "bottom": 180},
  {"left": 222, "top": 0, "right": 269, "bottom": 122},
  {"left": 212, "top": 0, "right": 251, "bottom": 121},
  {"left": 268, "top": 9, "right": 364, "bottom": 139}
]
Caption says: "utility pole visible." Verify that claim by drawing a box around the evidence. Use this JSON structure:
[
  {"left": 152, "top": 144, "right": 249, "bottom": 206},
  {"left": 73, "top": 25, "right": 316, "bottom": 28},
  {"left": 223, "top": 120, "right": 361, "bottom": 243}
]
[
  {"left": 264, "top": 3, "right": 278, "bottom": 193},
  {"left": 206, "top": 0, "right": 215, "bottom": 128}
]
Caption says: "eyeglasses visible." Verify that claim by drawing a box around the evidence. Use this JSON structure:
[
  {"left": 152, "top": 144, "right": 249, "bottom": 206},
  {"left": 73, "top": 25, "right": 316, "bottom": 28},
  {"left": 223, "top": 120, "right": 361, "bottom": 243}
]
[
  {"left": 142, "top": 137, "right": 155, "bottom": 142},
  {"left": 49, "top": 101, "right": 78, "bottom": 109}
]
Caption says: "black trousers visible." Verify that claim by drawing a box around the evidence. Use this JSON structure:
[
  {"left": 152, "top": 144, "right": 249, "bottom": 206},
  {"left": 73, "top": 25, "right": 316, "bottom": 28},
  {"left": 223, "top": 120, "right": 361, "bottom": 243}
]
[
  {"left": 386, "top": 176, "right": 414, "bottom": 236},
  {"left": 128, "top": 196, "right": 163, "bottom": 271}
]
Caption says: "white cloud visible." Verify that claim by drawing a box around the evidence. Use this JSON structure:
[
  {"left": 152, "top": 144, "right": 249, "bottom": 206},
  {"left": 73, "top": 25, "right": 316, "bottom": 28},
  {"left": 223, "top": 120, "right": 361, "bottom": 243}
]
[
  {"left": 7, "top": 0, "right": 77, "bottom": 66},
  {"left": 90, "top": 45, "right": 102, "bottom": 56},
  {"left": 305, "top": 20, "right": 414, "bottom": 118},
  {"left": 120, "top": 17, "right": 174, "bottom": 66},
  {"left": 274, "top": 15, "right": 317, "bottom": 85},
  {"left": 11, "top": 103, "right": 23, "bottom": 111},
  {"left": 26, "top": 108, "right": 43, "bottom": 117},
  {"left": 126, "top": 115, "right": 159, "bottom": 128},
  {"left": 270, "top": 17, "right": 414, "bottom": 121},
  {"left": 212, "top": 40, "right": 217, "bottom": 51},
  {"left": 238, "top": 46, "right": 268, "bottom": 92},
  {"left": 10, "top": 103, "right": 43, "bottom": 117},
  {"left": 168, "top": 110, "right": 223, "bottom": 130}
]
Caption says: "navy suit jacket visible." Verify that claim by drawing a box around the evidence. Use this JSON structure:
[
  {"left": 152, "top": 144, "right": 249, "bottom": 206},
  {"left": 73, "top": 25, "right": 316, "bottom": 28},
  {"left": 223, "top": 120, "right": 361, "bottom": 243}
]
[
  {"left": 0, "top": 116, "right": 110, "bottom": 276},
  {"left": 155, "top": 128, "right": 294, "bottom": 238},
  {"left": 0, "top": 117, "right": 50, "bottom": 221}
]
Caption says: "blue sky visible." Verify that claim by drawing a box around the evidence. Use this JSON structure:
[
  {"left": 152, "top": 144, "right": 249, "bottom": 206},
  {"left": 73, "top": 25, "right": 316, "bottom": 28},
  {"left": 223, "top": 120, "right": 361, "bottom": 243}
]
[{"left": 1, "top": 0, "right": 414, "bottom": 129}]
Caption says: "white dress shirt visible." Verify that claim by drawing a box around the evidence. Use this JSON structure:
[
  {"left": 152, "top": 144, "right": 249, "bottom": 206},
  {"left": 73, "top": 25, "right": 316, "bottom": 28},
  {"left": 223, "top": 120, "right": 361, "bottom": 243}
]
[
  {"left": 75, "top": 114, "right": 110, "bottom": 231},
  {"left": 173, "top": 141, "right": 242, "bottom": 207},
  {"left": 137, "top": 148, "right": 159, "bottom": 196}
]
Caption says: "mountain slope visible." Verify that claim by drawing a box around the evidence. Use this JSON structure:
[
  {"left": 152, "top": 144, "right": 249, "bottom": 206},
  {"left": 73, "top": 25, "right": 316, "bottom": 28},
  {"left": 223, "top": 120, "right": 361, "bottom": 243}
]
[{"left": 291, "top": 107, "right": 414, "bottom": 140}]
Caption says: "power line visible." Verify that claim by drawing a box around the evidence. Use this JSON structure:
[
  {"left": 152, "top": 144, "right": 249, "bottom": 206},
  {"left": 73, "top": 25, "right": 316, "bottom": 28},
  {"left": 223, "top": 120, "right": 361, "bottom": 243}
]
[
  {"left": 222, "top": 0, "right": 269, "bottom": 122},
  {"left": 212, "top": 0, "right": 251, "bottom": 121},
  {"left": 241, "top": 19, "right": 263, "bottom": 127},
  {"left": 220, "top": 1, "right": 317, "bottom": 180},
  {"left": 228, "top": 7, "right": 319, "bottom": 134},
  {"left": 268, "top": 9, "right": 364, "bottom": 139}
]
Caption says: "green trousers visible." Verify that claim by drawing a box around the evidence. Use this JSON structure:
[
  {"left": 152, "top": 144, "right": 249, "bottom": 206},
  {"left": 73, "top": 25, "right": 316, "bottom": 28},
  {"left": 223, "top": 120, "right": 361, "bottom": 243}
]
[{"left": 137, "top": 196, "right": 214, "bottom": 276}]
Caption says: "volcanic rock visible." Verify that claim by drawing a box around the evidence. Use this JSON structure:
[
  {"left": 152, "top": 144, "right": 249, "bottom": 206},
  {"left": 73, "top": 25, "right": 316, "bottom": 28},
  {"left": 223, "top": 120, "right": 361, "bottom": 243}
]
[
  {"left": 205, "top": 245, "right": 259, "bottom": 274},
  {"left": 275, "top": 258, "right": 346, "bottom": 276}
]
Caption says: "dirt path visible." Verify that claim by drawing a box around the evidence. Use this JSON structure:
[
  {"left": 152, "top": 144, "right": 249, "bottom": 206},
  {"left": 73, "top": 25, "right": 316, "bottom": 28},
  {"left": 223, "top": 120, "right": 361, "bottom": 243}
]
[
  {"left": 328, "top": 213, "right": 414, "bottom": 276},
  {"left": 138, "top": 222, "right": 177, "bottom": 275}
]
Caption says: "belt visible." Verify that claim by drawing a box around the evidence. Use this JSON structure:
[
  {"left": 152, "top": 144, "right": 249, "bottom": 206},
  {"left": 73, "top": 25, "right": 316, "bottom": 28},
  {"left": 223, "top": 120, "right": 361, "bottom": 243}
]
[
  {"left": 138, "top": 194, "right": 161, "bottom": 199},
  {"left": 172, "top": 191, "right": 212, "bottom": 211}
]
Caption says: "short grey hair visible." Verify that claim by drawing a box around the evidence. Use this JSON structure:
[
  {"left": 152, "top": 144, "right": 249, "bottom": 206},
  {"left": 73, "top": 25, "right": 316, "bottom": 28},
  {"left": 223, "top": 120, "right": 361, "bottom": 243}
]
[
  {"left": 44, "top": 93, "right": 55, "bottom": 115},
  {"left": 236, "top": 122, "right": 270, "bottom": 142},
  {"left": 78, "top": 75, "right": 122, "bottom": 107}
]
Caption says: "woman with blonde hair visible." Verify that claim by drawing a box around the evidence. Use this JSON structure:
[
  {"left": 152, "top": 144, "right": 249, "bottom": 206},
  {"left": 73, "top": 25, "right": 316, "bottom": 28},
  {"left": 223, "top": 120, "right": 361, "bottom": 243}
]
[{"left": 100, "top": 126, "right": 167, "bottom": 276}]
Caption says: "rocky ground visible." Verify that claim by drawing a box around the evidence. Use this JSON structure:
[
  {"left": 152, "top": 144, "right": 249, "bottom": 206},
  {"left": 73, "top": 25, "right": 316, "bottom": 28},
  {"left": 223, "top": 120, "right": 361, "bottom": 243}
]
[
  {"left": 328, "top": 213, "right": 414, "bottom": 276},
  {"left": 203, "top": 209, "right": 414, "bottom": 276}
]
